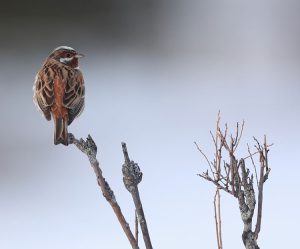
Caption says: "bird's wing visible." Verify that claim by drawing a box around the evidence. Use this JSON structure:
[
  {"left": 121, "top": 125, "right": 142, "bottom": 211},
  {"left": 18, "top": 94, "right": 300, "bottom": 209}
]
[
  {"left": 63, "top": 70, "right": 85, "bottom": 125},
  {"left": 33, "top": 69, "right": 54, "bottom": 121}
]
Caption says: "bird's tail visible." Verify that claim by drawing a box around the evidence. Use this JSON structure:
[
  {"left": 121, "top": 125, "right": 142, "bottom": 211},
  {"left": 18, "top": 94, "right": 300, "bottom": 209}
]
[{"left": 54, "top": 117, "right": 68, "bottom": 146}]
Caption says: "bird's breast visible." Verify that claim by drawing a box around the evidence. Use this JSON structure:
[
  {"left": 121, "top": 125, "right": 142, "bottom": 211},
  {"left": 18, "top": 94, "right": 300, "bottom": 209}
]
[{"left": 52, "top": 78, "right": 68, "bottom": 119}]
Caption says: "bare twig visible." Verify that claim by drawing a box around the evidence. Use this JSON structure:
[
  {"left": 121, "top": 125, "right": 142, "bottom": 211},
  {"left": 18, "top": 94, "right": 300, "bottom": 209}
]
[
  {"left": 194, "top": 142, "right": 215, "bottom": 177},
  {"left": 210, "top": 130, "right": 217, "bottom": 149},
  {"left": 198, "top": 113, "right": 225, "bottom": 249},
  {"left": 247, "top": 144, "right": 259, "bottom": 188},
  {"left": 233, "top": 120, "right": 245, "bottom": 152},
  {"left": 214, "top": 190, "right": 221, "bottom": 249},
  {"left": 254, "top": 136, "right": 270, "bottom": 240},
  {"left": 68, "top": 134, "right": 139, "bottom": 249},
  {"left": 135, "top": 211, "right": 139, "bottom": 245},
  {"left": 122, "top": 142, "right": 153, "bottom": 249},
  {"left": 198, "top": 173, "right": 234, "bottom": 196},
  {"left": 217, "top": 190, "right": 223, "bottom": 248},
  {"left": 197, "top": 115, "right": 271, "bottom": 249},
  {"left": 243, "top": 143, "right": 274, "bottom": 160},
  {"left": 194, "top": 142, "right": 211, "bottom": 168},
  {"left": 214, "top": 189, "right": 223, "bottom": 249},
  {"left": 214, "top": 114, "right": 223, "bottom": 249}
]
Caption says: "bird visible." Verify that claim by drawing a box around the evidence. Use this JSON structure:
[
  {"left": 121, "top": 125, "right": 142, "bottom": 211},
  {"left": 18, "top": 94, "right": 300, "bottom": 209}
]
[{"left": 33, "top": 46, "right": 85, "bottom": 146}]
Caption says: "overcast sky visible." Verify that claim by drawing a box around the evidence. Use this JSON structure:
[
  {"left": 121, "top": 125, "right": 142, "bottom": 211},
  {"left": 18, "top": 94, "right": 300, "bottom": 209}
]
[{"left": 0, "top": 1, "right": 299, "bottom": 248}]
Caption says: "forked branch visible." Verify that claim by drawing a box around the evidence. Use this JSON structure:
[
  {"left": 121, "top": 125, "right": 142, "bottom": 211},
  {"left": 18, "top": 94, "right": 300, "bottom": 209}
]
[
  {"left": 68, "top": 133, "right": 139, "bottom": 249},
  {"left": 196, "top": 116, "right": 271, "bottom": 249}
]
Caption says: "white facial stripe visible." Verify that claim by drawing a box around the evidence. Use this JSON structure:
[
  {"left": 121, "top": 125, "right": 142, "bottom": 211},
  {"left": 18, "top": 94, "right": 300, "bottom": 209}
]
[
  {"left": 53, "top": 46, "right": 75, "bottom": 52},
  {"left": 60, "top": 57, "right": 74, "bottom": 63}
]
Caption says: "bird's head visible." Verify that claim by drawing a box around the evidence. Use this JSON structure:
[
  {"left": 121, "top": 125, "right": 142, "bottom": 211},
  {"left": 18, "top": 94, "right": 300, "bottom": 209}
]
[{"left": 49, "top": 46, "right": 84, "bottom": 69}]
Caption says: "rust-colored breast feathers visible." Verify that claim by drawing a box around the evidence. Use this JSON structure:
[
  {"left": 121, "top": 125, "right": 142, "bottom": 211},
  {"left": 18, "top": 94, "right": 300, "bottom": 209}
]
[{"left": 52, "top": 78, "right": 68, "bottom": 120}]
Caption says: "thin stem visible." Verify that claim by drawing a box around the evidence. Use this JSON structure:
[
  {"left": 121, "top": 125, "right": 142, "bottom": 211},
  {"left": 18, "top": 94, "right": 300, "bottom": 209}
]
[
  {"left": 214, "top": 190, "right": 221, "bottom": 249},
  {"left": 135, "top": 211, "right": 139, "bottom": 245},
  {"left": 217, "top": 189, "right": 223, "bottom": 249},
  {"left": 122, "top": 142, "right": 153, "bottom": 249},
  {"left": 214, "top": 189, "right": 223, "bottom": 249},
  {"left": 247, "top": 144, "right": 259, "bottom": 188}
]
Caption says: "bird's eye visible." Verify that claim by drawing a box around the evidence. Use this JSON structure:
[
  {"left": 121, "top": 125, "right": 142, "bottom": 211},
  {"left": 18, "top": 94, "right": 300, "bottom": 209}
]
[{"left": 66, "top": 53, "right": 71, "bottom": 57}]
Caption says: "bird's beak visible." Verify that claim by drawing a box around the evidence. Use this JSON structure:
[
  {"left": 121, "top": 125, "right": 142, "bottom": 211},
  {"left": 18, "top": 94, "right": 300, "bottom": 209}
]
[{"left": 75, "top": 53, "right": 84, "bottom": 58}]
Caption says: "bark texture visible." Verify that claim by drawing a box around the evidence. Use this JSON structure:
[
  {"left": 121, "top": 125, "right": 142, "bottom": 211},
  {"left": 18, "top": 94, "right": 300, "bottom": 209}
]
[{"left": 122, "top": 142, "right": 153, "bottom": 249}]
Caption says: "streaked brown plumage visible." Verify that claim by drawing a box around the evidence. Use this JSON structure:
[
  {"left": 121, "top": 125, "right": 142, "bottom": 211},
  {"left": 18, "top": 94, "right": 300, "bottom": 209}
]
[{"left": 33, "top": 46, "right": 85, "bottom": 145}]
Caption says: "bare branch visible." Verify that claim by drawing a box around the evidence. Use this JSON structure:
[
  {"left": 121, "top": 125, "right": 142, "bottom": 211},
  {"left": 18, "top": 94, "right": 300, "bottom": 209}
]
[
  {"left": 214, "top": 190, "right": 221, "bottom": 249},
  {"left": 253, "top": 136, "right": 262, "bottom": 152},
  {"left": 135, "top": 211, "right": 139, "bottom": 245},
  {"left": 214, "top": 189, "right": 223, "bottom": 249},
  {"left": 198, "top": 173, "right": 234, "bottom": 196},
  {"left": 243, "top": 143, "right": 274, "bottom": 160},
  {"left": 194, "top": 142, "right": 215, "bottom": 177},
  {"left": 210, "top": 130, "right": 217, "bottom": 149},
  {"left": 247, "top": 144, "right": 259, "bottom": 188},
  {"left": 218, "top": 127, "right": 230, "bottom": 152},
  {"left": 122, "top": 143, "right": 153, "bottom": 249},
  {"left": 233, "top": 120, "right": 245, "bottom": 152},
  {"left": 264, "top": 135, "right": 269, "bottom": 171},
  {"left": 197, "top": 114, "right": 271, "bottom": 249},
  {"left": 68, "top": 134, "right": 139, "bottom": 249},
  {"left": 254, "top": 136, "right": 271, "bottom": 240}
]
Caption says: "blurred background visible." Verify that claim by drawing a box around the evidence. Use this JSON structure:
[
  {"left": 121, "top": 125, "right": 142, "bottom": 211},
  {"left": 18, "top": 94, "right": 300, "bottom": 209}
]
[{"left": 0, "top": 0, "right": 299, "bottom": 248}]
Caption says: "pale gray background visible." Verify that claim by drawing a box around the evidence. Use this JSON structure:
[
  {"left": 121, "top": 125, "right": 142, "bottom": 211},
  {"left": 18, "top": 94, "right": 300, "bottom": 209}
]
[{"left": 0, "top": 0, "right": 299, "bottom": 248}]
